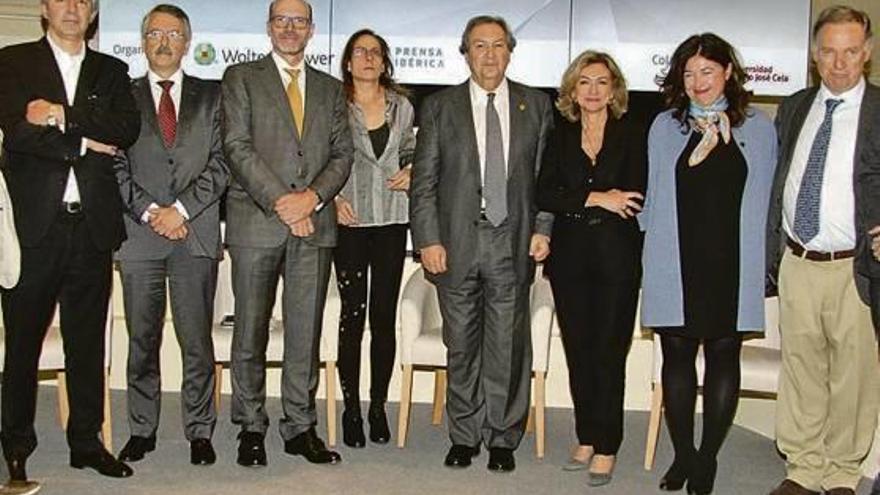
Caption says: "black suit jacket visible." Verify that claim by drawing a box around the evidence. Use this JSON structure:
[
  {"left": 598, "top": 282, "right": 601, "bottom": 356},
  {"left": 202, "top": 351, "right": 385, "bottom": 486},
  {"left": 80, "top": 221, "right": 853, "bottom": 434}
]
[
  {"left": 115, "top": 74, "right": 228, "bottom": 261},
  {"left": 0, "top": 38, "right": 140, "bottom": 251},
  {"left": 767, "top": 83, "right": 880, "bottom": 311}
]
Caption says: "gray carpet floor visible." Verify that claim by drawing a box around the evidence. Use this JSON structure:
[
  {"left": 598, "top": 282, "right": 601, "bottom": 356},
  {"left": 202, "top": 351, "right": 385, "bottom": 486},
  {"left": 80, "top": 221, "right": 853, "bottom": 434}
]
[{"left": 4, "top": 386, "right": 874, "bottom": 495}]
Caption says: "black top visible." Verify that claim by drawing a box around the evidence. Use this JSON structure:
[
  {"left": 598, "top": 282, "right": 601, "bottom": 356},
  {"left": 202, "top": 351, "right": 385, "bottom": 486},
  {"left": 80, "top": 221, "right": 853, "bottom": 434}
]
[
  {"left": 536, "top": 113, "right": 647, "bottom": 281},
  {"left": 665, "top": 131, "right": 747, "bottom": 338},
  {"left": 368, "top": 121, "right": 390, "bottom": 161}
]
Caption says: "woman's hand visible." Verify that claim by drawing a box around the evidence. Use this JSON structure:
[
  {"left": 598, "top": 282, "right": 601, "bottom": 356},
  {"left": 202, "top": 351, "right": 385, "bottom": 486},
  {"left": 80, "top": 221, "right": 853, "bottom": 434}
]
[
  {"left": 586, "top": 189, "right": 644, "bottom": 218},
  {"left": 335, "top": 196, "right": 358, "bottom": 226},
  {"left": 387, "top": 165, "right": 412, "bottom": 191}
]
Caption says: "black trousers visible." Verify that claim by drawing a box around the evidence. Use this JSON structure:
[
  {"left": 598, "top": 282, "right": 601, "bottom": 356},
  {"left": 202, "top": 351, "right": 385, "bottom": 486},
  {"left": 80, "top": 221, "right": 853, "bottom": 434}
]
[
  {"left": 332, "top": 224, "right": 407, "bottom": 412},
  {"left": 546, "top": 218, "right": 640, "bottom": 455},
  {"left": 1, "top": 211, "right": 112, "bottom": 458}
]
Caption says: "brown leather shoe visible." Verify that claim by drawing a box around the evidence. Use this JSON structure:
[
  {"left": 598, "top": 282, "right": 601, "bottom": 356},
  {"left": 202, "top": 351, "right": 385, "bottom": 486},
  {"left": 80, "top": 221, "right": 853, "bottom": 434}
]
[
  {"left": 823, "top": 488, "right": 855, "bottom": 495},
  {"left": 768, "top": 479, "right": 821, "bottom": 495}
]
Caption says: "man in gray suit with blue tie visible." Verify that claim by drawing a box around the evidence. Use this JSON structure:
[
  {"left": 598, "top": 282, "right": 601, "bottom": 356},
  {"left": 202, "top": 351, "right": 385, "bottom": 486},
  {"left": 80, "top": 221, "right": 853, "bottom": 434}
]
[
  {"left": 410, "top": 15, "right": 553, "bottom": 473},
  {"left": 221, "top": 0, "right": 353, "bottom": 468},
  {"left": 114, "top": 4, "right": 228, "bottom": 467}
]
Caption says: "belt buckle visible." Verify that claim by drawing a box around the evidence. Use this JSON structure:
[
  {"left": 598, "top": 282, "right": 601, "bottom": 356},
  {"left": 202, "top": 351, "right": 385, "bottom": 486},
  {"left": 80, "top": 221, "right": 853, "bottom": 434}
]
[{"left": 64, "top": 201, "right": 82, "bottom": 214}]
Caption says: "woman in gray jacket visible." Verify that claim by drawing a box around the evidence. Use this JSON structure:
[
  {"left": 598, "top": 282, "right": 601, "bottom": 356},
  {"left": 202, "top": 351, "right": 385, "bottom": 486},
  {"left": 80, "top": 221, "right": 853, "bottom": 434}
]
[
  {"left": 639, "top": 33, "right": 777, "bottom": 495},
  {"left": 333, "top": 29, "right": 416, "bottom": 448}
]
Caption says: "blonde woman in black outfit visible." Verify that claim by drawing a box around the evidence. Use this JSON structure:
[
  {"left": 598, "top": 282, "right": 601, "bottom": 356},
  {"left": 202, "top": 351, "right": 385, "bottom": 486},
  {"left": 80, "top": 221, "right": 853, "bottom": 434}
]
[{"left": 536, "top": 50, "right": 646, "bottom": 487}]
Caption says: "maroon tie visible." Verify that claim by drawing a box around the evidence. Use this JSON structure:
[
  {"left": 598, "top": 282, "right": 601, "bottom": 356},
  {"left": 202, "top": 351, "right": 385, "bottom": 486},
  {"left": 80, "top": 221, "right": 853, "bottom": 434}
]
[{"left": 157, "top": 80, "right": 176, "bottom": 148}]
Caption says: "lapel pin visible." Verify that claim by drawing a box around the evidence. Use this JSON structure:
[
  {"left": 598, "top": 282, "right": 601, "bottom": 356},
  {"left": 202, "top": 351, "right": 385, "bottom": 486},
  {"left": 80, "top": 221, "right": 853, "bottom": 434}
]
[{"left": 518, "top": 102, "right": 526, "bottom": 111}]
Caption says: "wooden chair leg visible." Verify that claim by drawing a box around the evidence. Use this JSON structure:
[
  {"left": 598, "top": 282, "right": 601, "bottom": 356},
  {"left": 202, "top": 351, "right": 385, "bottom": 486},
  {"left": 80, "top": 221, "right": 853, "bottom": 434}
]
[
  {"left": 526, "top": 406, "right": 535, "bottom": 433},
  {"left": 534, "top": 371, "right": 546, "bottom": 459},
  {"left": 213, "top": 364, "right": 223, "bottom": 413},
  {"left": 644, "top": 383, "right": 664, "bottom": 470},
  {"left": 431, "top": 369, "right": 446, "bottom": 426},
  {"left": 397, "top": 365, "right": 413, "bottom": 448},
  {"left": 325, "top": 361, "right": 337, "bottom": 447},
  {"left": 57, "top": 371, "right": 69, "bottom": 430},
  {"left": 101, "top": 368, "right": 113, "bottom": 452}
]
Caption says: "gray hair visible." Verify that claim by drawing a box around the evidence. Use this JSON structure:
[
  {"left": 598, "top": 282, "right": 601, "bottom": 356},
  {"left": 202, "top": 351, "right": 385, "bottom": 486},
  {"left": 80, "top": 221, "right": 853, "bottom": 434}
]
[
  {"left": 458, "top": 15, "right": 517, "bottom": 55},
  {"left": 812, "top": 5, "right": 872, "bottom": 41},
  {"left": 140, "top": 4, "right": 192, "bottom": 41},
  {"left": 41, "top": 0, "right": 100, "bottom": 20}
]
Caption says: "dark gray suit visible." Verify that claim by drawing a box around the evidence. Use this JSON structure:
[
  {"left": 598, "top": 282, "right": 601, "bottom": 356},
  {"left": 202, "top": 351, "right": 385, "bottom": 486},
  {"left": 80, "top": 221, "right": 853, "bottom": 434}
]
[
  {"left": 221, "top": 57, "right": 353, "bottom": 440},
  {"left": 410, "top": 80, "right": 552, "bottom": 449},
  {"left": 115, "top": 74, "right": 228, "bottom": 441}
]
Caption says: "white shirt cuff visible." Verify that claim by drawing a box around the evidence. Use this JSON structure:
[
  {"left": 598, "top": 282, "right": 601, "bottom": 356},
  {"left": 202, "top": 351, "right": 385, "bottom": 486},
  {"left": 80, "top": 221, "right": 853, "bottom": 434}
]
[
  {"left": 173, "top": 200, "right": 190, "bottom": 220},
  {"left": 80, "top": 138, "right": 88, "bottom": 156},
  {"left": 141, "top": 202, "right": 158, "bottom": 224}
]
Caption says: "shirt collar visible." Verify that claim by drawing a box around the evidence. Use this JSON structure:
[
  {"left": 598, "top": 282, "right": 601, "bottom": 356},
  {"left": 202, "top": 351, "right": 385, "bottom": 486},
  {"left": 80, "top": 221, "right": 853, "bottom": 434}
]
[
  {"left": 46, "top": 31, "right": 85, "bottom": 64},
  {"left": 272, "top": 51, "right": 305, "bottom": 75},
  {"left": 818, "top": 77, "right": 865, "bottom": 108},
  {"left": 469, "top": 77, "right": 509, "bottom": 105},
  {"left": 147, "top": 68, "right": 184, "bottom": 89}
]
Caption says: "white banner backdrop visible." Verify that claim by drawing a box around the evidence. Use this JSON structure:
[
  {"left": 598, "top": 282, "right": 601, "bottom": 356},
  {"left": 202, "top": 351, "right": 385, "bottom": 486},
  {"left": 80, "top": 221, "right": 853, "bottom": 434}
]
[{"left": 99, "top": 0, "right": 810, "bottom": 95}]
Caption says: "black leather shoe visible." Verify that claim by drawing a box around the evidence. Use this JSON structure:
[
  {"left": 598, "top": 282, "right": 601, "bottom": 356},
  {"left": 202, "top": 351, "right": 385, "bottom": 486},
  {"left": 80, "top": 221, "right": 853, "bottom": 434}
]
[
  {"left": 190, "top": 439, "right": 216, "bottom": 466},
  {"left": 368, "top": 404, "right": 390, "bottom": 444},
  {"left": 70, "top": 449, "right": 134, "bottom": 478},
  {"left": 117, "top": 436, "right": 156, "bottom": 462},
  {"left": 3, "top": 479, "right": 41, "bottom": 495},
  {"left": 236, "top": 432, "right": 266, "bottom": 467},
  {"left": 444, "top": 444, "right": 479, "bottom": 468},
  {"left": 660, "top": 455, "right": 693, "bottom": 491},
  {"left": 6, "top": 456, "right": 28, "bottom": 484},
  {"left": 284, "top": 428, "right": 341, "bottom": 464},
  {"left": 342, "top": 410, "right": 365, "bottom": 448},
  {"left": 487, "top": 447, "right": 515, "bottom": 472}
]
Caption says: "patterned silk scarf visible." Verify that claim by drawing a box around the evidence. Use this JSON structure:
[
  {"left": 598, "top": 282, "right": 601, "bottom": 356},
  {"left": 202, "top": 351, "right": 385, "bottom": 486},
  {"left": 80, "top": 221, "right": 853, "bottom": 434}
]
[{"left": 688, "top": 96, "right": 731, "bottom": 167}]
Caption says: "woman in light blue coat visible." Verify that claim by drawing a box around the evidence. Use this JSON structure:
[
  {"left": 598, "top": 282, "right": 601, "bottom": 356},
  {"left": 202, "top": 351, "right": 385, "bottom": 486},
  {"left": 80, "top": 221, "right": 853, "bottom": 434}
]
[{"left": 639, "top": 33, "right": 776, "bottom": 495}]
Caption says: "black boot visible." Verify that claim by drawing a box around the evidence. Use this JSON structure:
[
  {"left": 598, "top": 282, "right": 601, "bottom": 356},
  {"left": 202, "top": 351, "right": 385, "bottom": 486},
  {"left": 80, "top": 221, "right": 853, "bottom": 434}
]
[
  {"left": 659, "top": 454, "right": 693, "bottom": 491},
  {"left": 342, "top": 409, "right": 365, "bottom": 448},
  {"left": 686, "top": 455, "right": 717, "bottom": 495},
  {"left": 368, "top": 403, "right": 390, "bottom": 444}
]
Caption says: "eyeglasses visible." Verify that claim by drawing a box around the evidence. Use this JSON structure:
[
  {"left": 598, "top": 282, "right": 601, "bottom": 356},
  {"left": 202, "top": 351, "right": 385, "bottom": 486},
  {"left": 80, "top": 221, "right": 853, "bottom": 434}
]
[
  {"left": 145, "top": 29, "right": 187, "bottom": 42},
  {"left": 270, "top": 15, "right": 311, "bottom": 30},
  {"left": 352, "top": 47, "right": 383, "bottom": 59}
]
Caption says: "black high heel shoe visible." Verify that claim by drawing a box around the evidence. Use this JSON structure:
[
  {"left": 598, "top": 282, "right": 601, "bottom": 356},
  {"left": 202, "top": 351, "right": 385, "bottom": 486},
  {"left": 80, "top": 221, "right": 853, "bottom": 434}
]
[
  {"left": 342, "top": 410, "right": 366, "bottom": 448},
  {"left": 368, "top": 403, "right": 391, "bottom": 444},
  {"left": 686, "top": 456, "right": 717, "bottom": 495},
  {"left": 659, "top": 457, "right": 692, "bottom": 491}
]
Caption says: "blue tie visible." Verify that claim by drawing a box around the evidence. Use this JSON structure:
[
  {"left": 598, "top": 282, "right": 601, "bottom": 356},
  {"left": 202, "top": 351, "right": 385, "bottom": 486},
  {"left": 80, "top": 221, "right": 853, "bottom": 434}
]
[{"left": 793, "top": 98, "right": 843, "bottom": 244}]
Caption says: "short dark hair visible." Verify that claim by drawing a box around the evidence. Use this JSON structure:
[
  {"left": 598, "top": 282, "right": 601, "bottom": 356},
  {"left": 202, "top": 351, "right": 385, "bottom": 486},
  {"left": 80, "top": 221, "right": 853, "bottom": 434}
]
[
  {"left": 812, "top": 5, "right": 872, "bottom": 41},
  {"left": 340, "top": 29, "right": 408, "bottom": 102},
  {"left": 661, "top": 33, "right": 750, "bottom": 128},
  {"left": 141, "top": 4, "right": 192, "bottom": 40},
  {"left": 268, "top": 0, "right": 313, "bottom": 22},
  {"left": 458, "top": 15, "right": 516, "bottom": 55}
]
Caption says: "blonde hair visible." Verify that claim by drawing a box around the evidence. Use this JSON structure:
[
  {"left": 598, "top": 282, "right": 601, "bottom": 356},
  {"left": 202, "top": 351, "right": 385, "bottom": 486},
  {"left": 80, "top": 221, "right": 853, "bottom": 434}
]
[{"left": 556, "top": 50, "right": 628, "bottom": 122}]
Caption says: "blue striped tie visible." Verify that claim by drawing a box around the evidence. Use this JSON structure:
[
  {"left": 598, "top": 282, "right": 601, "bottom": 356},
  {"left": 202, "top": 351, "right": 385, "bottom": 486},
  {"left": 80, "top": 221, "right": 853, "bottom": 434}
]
[{"left": 793, "top": 98, "right": 843, "bottom": 244}]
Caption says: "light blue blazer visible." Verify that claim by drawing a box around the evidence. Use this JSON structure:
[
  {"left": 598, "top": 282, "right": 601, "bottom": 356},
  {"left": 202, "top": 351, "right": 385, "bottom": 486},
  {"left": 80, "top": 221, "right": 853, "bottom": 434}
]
[{"left": 638, "top": 107, "right": 777, "bottom": 332}]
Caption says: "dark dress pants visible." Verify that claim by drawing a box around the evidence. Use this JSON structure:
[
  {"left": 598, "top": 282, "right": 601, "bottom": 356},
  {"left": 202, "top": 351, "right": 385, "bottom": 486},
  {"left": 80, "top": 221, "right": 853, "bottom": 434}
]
[
  {"left": 1, "top": 211, "right": 111, "bottom": 458},
  {"left": 229, "top": 236, "right": 331, "bottom": 440},
  {"left": 119, "top": 242, "right": 218, "bottom": 441},
  {"left": 436, "top": 219, "right": 532, "bottom": 450}
]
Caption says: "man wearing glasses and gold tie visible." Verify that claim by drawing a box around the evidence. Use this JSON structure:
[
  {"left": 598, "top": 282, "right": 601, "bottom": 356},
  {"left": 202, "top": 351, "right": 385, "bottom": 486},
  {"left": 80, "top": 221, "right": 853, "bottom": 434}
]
[{"left": 221, "top": 0, "right": 353, "bottom": 469}]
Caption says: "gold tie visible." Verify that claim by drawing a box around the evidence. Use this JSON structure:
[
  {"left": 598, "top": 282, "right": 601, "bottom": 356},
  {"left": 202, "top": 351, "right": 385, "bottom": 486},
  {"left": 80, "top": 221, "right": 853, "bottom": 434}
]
[{"left": 284, "top": 68, "right": 304, "bottom": 136}]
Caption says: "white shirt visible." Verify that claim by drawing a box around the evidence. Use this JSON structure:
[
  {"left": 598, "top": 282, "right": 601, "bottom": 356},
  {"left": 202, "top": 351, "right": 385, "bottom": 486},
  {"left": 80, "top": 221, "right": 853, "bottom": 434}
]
[
  {"left": 140, "top": 68, "right": 189, "bottom": 223},
  {"left": 469, "top": 78, "right": 510, "bottom": 183},
  {"left": 782, "top": 78, "right": 864, "bottom": 252},
  {"left": 46, "top": 32, "right": 85, "bottom": 204},
  {"left": 272, "top": 51, "right": 307, "bottom": 112},
  {"left": 147, "top": 68, "right": 183, "bottom": 118}
]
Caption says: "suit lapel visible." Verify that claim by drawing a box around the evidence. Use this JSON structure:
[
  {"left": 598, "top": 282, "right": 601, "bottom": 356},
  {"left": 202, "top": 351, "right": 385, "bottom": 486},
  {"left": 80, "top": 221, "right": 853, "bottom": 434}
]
[
  {"left": 73, "top": 48, "right": 100, "bottom": 106},
  {"left": 854, "top": 83, "right": 878, "bottom": 172},
  {"left": 175, "top": 75, "right": 199, "bottom": 148},
  {"left": 36, "top": 38, "right": 69, "bottom": 105},
  {"left": 507, "top": 82, "right": 525, "bottom": 180},
  {"left": 302, "top": 65, "right": 321, "bottom": 142},
  {"left": 134, "top": 77, "right": 161, "bottom": 140},
  {"left": 782, "top": 88, "right": 818, "bottom": 170},
  {"left": 256, "top": 55, "right": 299, "bottom": 142},
  {"left": 452, "top": 83, "right": 480, "bottom": 177}
]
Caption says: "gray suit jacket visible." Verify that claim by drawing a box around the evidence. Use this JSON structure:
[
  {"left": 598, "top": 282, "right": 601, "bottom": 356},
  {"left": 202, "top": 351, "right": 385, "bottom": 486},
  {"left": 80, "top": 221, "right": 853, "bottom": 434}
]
[
  {"left": 221, "top": 57, "right": 353, "bottom": 249},
  {"left": 116, "top": 74, "right": 228, "bottom": 261},
  {"left": 410, "top": 80, "right": 553, "bottom": 287},
  {"left": 767, "top": 82, "right": 880, "bottom": 306}
]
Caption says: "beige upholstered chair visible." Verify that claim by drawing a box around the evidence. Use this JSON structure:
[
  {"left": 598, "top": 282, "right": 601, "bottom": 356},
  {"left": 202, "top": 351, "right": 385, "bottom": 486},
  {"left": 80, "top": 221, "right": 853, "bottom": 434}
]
[
  {"left": 211, "top": 255, "right": 341, "bottom": 446},
  {"left": 643, "top": 297, "right": 782, "bottom": 469},
  {"left": 395, "top": 266, "right": 556, "bottom": 458},
  {"left": 0, "top": 290, "right": 116, "bottom": 452}
]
